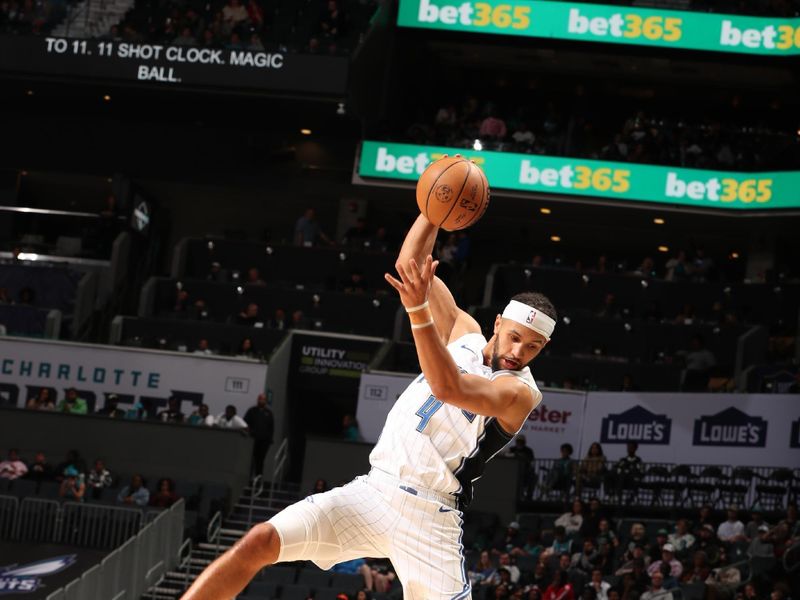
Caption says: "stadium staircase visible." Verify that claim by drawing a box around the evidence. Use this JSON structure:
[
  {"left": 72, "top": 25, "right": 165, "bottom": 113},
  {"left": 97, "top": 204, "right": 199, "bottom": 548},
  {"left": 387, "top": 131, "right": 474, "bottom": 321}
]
[
  {"left": 141, "top": 478, "right": 302, "bottom": 599},
  {"left": 52, "top": 0, "right": 135, "bottom": 38}
]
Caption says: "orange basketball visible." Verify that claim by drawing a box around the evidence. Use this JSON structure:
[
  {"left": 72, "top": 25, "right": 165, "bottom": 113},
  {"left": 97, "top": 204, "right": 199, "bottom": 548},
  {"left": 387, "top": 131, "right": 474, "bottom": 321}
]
[{"left": 416, "top": 155, "right": 490, "bottom": 231}]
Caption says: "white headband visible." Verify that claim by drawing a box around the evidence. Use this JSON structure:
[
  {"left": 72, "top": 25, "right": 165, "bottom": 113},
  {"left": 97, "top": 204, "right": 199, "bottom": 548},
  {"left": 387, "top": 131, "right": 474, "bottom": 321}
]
[{"left": 501, "top": 300, "right": 556, "bottom": 340}]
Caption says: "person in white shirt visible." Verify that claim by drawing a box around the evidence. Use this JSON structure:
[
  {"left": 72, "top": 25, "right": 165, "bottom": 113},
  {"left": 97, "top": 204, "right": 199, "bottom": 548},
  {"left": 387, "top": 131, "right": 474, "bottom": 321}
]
[
  {"left": 555, "top": 499, "right": 584, "bottom": 537},
  {"left": 0, "top": 449, "right": 28, "bottom": 480},
  {"left": 216, "top": 405, "right": 249, "bottom": 430},
  {"left": 641, "top": 571, "right": 673, "bottom": 600},
  {"left": 588, "top": 568, "right": 611, "bottom": 600},
  {"left": 717, "top": 507, "right": 746, "bottom": 544},
  {"left": 668, "top": 518, "right": 696, "bottom": 558}
]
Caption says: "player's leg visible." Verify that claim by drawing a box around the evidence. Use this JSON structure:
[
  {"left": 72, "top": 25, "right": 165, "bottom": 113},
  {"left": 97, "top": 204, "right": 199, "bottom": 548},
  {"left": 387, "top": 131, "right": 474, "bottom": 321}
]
[{"left": 181, "top": 521, "right": 279, "bottom": 600}]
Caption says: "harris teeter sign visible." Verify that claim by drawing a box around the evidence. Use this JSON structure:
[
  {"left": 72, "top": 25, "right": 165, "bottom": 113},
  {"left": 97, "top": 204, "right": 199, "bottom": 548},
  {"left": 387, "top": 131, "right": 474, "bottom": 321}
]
[
  {"left": 358, "top": 141, "right": 800, "bottom": 211},
  {"left": 397, "top": 0, "right": 800, "bottom": 56}
]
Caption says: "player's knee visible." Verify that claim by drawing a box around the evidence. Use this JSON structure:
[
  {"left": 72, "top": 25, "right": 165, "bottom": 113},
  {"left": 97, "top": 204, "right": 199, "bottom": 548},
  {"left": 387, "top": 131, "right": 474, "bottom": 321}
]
[{"left": 236, "top": 522, "right": 281, "bottom": 568}]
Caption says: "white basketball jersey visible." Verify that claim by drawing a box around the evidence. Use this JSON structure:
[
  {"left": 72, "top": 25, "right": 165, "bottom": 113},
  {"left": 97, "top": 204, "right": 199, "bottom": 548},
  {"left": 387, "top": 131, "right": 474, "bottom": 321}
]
[{"left": 369, "top": 332, "right": 542, "bottom": 508}]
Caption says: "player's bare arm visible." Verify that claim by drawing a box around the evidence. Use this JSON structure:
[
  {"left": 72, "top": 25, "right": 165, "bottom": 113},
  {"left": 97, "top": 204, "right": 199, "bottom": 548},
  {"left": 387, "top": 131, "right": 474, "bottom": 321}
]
[
  {"left": 385, "top": 255, "right": 536, "bottom": 433},
  {"left": 396, "top": 214, "right": 481, "bottom": 344}
]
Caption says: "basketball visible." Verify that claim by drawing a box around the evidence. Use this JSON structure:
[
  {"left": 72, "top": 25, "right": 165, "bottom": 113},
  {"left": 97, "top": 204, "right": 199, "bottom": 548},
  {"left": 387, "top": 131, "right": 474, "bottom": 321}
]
[{"left": 416, "top": 155, "right": 490, "bottom": 231}]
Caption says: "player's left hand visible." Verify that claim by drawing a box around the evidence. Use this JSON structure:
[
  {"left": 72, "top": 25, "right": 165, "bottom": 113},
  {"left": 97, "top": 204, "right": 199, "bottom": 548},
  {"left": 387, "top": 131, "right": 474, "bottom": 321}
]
[{"left": 385, "top": 255, "right": 439, "bottom": 310}]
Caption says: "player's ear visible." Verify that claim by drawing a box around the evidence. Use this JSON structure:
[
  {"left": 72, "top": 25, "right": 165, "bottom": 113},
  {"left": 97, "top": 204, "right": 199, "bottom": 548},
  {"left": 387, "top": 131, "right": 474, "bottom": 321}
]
[{"left": 494, "top": 315, "right": 502, "bottom": 334}]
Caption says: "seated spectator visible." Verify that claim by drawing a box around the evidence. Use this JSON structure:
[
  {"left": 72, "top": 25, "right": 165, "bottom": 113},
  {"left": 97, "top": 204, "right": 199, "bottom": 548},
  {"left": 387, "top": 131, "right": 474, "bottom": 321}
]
[
  {"left": 649, "top": 530, "right": 670, "bottom": 563},
  {"left": 544, "top": 443, "right": 575, "bottom": 497},
  {"left": 694, "top": 504, "right": 717, "bottom": 535},
  {"left": 744, "top": 507, "right": 768, "bottom": 541},
  {"left": 294, "top": 208, "right": 333, "bottom": 247},
  {"left": 680, "top": 335, "right": 716, "bottom": 391},
  {"left": 556, "top": 499, "right": 584, "bottom": 537},
  {"left": 87, "top": 459, "right": 113, "bottom": 500},
  {"left": 640, "top": 571, "right": 672, "bottom": 600},
  {"left": 237, "top": 337, "right": 257, "bottom": 358},
  {"left": 188, "top": 403, "right": 215, "bottom": 426},
  {"left": 680, "top": 550, "right": 710, "bottom": 583},
  {"left": 96, "top": 394, "right": 126, "bottom": 418},
  {"left": 586, "top": 569, "right": 610, "bottom": 600},
  {"left": 576, "top": 443, "right": 606, "bottom": 497},
  {"left": 468, "top": 550, "right": 497, "bottom": 587},
  {"left": 543, "top": 570, "right": 574, "bottom": 600},
  {"left": 222, "top": 0, "right": 247, "bottom": 28},
  {"left": 55, "top": 450, "right": 86, "bottom": 481},
  {"left": 695, "top": 524, "right": 721, "bottom": 566},
  {"left": 647, "top": 544, "right": 683, "bottom": 579},
  {"left": 570, "top": 539, "right": 600, "bottom": 577},
  {"left": 158, "top": 397, "right": 185, "bottom": 424},
  {"left": 216, "top": 405, "right": 248, "bottom": 430},
  {"left": 668, "top": 519, "right": 695, "bottom": 559},
  {"left": 341, "top": 270, "right": 368, "bottom": 294},
  {"left": 737, "top": 582, "right": 758, "bottom": 600},
  {"left": 0, "top": 449, "right": 28, "bottom": 480},
  {"left": 550, "top": 528, "right": 573, "bottom": 556},
  {"left": 359, "top": 558, "right": 396, "bottom": 593},
  {"left": 493, "top": 520, "right": 524, "bottom": 555},
  {"left": 342, "top": 414, "right": 361, "bottom": 441},
  {"left": 717, "top": 507, "right": 746, "bottom": 544},
  {"left": 498, "top": 553, "right": 521, "bottom": 584},
  {"left": 117, "top": 474, "right": 150, "bottom": 506},
  {"left": 615, "top": 547, "right": 647, "bottom": 577},
  {"left": 193, "top": 339, "right": 215, "bottom": 355},
  {"left": 747, "top": 524, "right": 774, "bottom": 558},
  {"left": 237, "top": 303, "right": 264, "bottom": 327},
  {"left": 246, "top": 267, "right": 266, "bottom": 286},
  {"left": 57, "top": 388, "right": 88, "bottom": 415},
  {"left": 268, "top": 308, "right": 288, "bottom": 330},
  {"left": 596, "top": 518, "right": 618, "bottom": 558},
  {"left": 150, "top": 478, "right": 179, "bottom": 508},
  {"left": 342, "top": 217, "right": 370, "bottom": 249},
  {"left": 59, "top": 466, "right": 86, "bottom": 502},
  {"left": 704, "top": 559, "right": 741, "bottom": 598},
  {"left": 26, "top": 388, "right": 55, "bottom": 411},
  {"left": 26, "top": 452, "right": 53, "bottom": 482}
]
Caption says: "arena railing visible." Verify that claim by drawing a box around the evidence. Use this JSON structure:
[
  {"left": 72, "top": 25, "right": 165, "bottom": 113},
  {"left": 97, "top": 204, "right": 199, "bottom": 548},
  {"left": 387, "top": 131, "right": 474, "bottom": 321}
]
[{"left": 0, "top": 495, "right": 17, "bottom": 539}]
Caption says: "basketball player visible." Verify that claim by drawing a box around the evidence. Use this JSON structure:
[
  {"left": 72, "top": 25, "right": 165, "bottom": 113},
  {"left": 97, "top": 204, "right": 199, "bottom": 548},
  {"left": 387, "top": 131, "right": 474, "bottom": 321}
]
[{"left": 182, "top": 214, "right": 556, "bottom": 600}]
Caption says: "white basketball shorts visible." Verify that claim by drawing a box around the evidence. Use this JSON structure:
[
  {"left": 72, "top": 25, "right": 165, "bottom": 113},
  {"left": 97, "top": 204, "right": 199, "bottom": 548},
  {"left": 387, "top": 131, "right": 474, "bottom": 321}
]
[{"left": 268, "top": 468, "right": 472, "bottom": 600}]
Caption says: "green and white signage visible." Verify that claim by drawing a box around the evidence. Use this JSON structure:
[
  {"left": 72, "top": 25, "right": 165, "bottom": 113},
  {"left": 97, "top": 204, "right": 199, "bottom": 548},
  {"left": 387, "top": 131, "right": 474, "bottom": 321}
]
[
  {"left": 358, "top": 141, "right": 800, "bottom": 210},
  {"left": 397, "top": 0, "right": 800, "bottom": 55}
]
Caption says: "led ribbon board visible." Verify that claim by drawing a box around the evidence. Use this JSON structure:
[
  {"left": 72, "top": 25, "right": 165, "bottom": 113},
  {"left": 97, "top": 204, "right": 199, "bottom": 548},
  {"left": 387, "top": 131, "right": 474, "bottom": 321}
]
[
  {"left": 397, "top": 0, "right": 800, "bottom": 55},
  {"left": 358, "top": 141, "right": 800, "bottom": 210}
]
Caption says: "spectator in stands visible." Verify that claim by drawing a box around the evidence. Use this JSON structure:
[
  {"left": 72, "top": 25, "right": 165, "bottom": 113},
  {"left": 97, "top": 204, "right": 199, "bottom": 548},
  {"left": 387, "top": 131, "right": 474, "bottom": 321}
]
[
  {"left": 207, "top": 262, "right": 224, "bottom": 282},
  {"left": 648, "top": 530, "right": 670, "bottom": 563},
  {"left": 188, "top": 403, "right": 215, "bottom": 426},
  {"left": 717, "top": 507, "right": 746, "bottom": 545},
  {"left": 55, "top": 450, "right": 86, "bottom": 481},
  {"left": 549, "top": 527, "right": 573, "bottom": 556},
  {"left": 237, "top": 337, "right": 258, "bottom": 358},
  {"left": 342, "top": 414, "right": 361, "bottom": 441},
  {"left": 611, "top": 443, "right": 642, "bottom": 502},
  {"left": 680, "top": 334, "right": 717, "bottom": 391},
  {"left": 493, "top": 521, "right": 524, "bottom": 555},
  {"left": 216, "top": 405, "right": 248, "bottom": 430},
  {"left": 157, "top": 396, "right": 184, "bottom": 424},
  {"left": 507, "top": 435, "right": 535, "bottom": 500},
  {"left": 97, "top": 394, "right": 126, "bottom": 418},
  {"left": 556, "top": 499, "right": 584, "bottom": 537},
  {"left": 618, "top": 523, "right": 648, "bottom": 564},
  {"left": 587, "top": 569, "right": 610, "bottom": 600},
  {"left": 647, "top": 544, "right": 682, "bottom": 579},
  {"left": 695, "top": 524, "right": 721, "bottom": 566},
  {"left": 59, "top": 466, "right": 86, "bottom": 502},
  {"left": 246, "top": 0, "right": 263, "bottom": 32},
  {"left": 771, "top": 584, "right": 791, "bottom": 600},
  {"left": 150, "top": 478, "right": 179, "bottom": 508},
  {"left": 57, "top": 388, "right": 88, "bottom": 415},
  {"left": 480, "top": 108, "right": 507, "bottom": 142},
  {"left": 268, "top": 307, "right": 288, "bottom": 330},
  {"left": 87, "top": 459, "right": 113, "bottom": 500},
  {"left": 290, "top": 309, "right": 310, "bottom": 329},
  {"left": 193, "top": 339, "right": 214, "bottom": 355},
  {"left": 704, "top": 555, "right": 742, "bottom": 598},
  {"left": 367, "top": 226, "right": 391, "bottom": 253},
  {"left": 680, "top": 550, "right": 710, "bottom": 583},
  {"left": 244, "top": 392, "right": 274, "bottom": 478},
  {"left": 117, "top": 474, "right": 150, "bottom": 506},
  {"left": 237, "top": 302, "right": 263, "bottom": 327},
  {"left": 529, "top": 562, "right": 549, "bottom": 591},
  {"left": 570, "top": 539, "right": 600, "bottom": 578},
  {"left": 25, "top": 452, "right": 53, "bottom": 483},
  {"left": 744, "top": 507, "right": 768, "bottom": 541},
  {"left": 0, "top": 449, "right": 27, "bottom": 480},
  {"left": 246, "top": 267, "right": 266, "bottom": 286},
  {"left": 173, "top": 289, "right": 190, "bottom": 314},
  {"left": 294, "top": 208, "right": 333, "bottom": 247},
  {"left": 341, "top": 269, "right": 368, "bottom": 294},
  {"left": 664, "top": 250, "right": 689, "bottom": 281},
  {"left": 580, "top": 498, "right": 607, "bottom": 540},
  {"left": 25, "top": 388, "right": 55, "bottom": 410},
  {"left": 190, "top": 299, "right": 210, "bottom": 320},
  {"left": 247, "top": 33, "right": 264, "bottom": 51},
  {"left": 498, "top": 553, "right": 521, "bottom": 584},
  {"left": 543, "top": 570, "right": 574, "bottom": 600},
  {"left": 469, "top": 550, "right": 497, "bottom": 586},
  {"left": 342, "top": 217, "right": 370, "bottom": 249},
  {"left": 545, "top": 443, "right": 575, "bottom": 497},
  {"left": 746, "top": 524, "right": 773, "bottom": 559},
  {"left": 222, "top": 0, "right": 247, "bottom": 29},
  {"left": 694, "top": 504, "right": 717, "bottom": 534},
  {"left": 577, "top": 443, "right": 606, "bottom": 497},
  {"left": 173, "top": 27, "right": 195, "bottom": 45},
  {"left": 737, "top": 582, "right": 758, "bottom": 600},
  {"left": 640, "top": 571, "right": 671, "bottom": 600},
  {"left": 668, "top": 519, "right": 695, "bottom": 559},
  {"left": 596, "top": 518, "right": 618, "bottom": 558}
]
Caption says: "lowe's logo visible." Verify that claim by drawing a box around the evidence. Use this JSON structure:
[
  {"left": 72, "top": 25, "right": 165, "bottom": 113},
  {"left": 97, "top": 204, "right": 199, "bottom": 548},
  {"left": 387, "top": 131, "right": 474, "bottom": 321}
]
[
  {"left": 693, "top": 407, "right": 767, "bottom": 447},
  {"left": 0, "top": 555, "right": 76, "bottom": 594},
  {"left": 601, "top": 405, "right": 671, "bottom": 444},
  {"left": 791, "top": 419, "right": 800, "bottom": 449}
]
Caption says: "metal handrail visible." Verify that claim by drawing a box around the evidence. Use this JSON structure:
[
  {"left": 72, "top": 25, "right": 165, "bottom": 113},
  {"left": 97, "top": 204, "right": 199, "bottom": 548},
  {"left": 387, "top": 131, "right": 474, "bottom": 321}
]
[
  {"left": 207, "top": 510, "right": 223, "bottom": 558},
  {"left": 268, "top": 438, "right": 289, "bottom": 508},
  {"left": 178, "top": 538, "right": 193, "bottom": 590},
  {"left": 248, "top": 474, "right": 265, "bottom": 526}
]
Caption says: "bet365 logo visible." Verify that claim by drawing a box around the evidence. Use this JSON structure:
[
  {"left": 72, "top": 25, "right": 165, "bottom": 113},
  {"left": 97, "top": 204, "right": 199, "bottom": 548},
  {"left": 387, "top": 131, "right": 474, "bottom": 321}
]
[{"left": 416, "top": 0, "right": 531, "bottom": 30}]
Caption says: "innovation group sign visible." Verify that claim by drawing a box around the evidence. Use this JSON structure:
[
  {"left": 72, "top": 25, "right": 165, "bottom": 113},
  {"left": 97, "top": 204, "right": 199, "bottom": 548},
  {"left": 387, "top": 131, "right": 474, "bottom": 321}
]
[
  {"left": 397, "top": 0, "right": 800, "bottom": 56},
  {"left": 358, "top": 141, "right": 800, "bottom": 211}
]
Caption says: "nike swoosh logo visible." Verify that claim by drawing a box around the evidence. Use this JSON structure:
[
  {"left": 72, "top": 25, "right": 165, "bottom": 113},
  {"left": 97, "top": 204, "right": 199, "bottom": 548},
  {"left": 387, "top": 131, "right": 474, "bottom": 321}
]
[{"left": 439, "top": 506, "right": 452, "bottom": 513}]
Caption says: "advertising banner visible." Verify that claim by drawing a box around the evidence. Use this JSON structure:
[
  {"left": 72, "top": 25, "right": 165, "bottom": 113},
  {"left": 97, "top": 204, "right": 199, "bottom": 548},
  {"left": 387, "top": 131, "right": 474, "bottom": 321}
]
[
  {"left": 0, "top": 336, "right": 267, "bottom": 417},
  {"left": 358, "top": 141, "right": 800, "bottom": 211},
  {"left": 290, "top": 332, "right": 383, "bottom": 395},
  {"left": 581, "top": 392, "right": 800, "bottom": 467},
  {"left": 0, "top": 35, "right": 348, "bottom": 96},
  {"left": 357, "top": 372, "right": 585, "bottom": 459},
  {"left": 397, "top": 0, "right": 800, "bottom": 56}
]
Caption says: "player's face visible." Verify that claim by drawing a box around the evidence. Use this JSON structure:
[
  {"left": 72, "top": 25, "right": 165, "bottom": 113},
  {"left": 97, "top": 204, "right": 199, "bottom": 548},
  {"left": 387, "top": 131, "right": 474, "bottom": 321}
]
[{"left": 490, "top": 316, "right": 548, "bottom": 371}]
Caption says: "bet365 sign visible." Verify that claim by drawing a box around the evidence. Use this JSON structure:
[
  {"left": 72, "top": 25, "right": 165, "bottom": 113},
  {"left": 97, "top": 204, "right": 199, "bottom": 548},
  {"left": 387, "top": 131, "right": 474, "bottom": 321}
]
[{"left": 398, "top": 0, "right": 800, "bottom": 55}]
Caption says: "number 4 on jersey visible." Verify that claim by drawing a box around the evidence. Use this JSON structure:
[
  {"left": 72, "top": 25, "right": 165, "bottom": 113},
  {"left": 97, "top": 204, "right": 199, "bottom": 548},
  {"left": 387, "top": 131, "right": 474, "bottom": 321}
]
[{"left": 415, "top": 395, "right": 477, "bottom": 432}]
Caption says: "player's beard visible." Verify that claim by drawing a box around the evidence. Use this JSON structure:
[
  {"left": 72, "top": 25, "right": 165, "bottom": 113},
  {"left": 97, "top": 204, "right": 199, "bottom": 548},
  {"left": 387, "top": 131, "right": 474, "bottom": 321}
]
[{"left": 490, "top": 337, "right": 502, "bottom": 372}]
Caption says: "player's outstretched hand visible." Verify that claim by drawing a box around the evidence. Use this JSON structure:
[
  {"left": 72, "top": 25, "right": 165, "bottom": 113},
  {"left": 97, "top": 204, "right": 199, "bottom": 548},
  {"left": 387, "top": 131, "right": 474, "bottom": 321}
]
[{"left": 385, "top": 255, "right": 439, "bottom": 311}]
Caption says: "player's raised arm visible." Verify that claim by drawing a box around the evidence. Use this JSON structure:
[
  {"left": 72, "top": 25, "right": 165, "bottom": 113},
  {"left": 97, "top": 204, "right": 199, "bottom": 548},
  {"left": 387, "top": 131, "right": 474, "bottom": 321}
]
[{"left": 396, "top": 215, "right": 480, "bottom": 345}]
